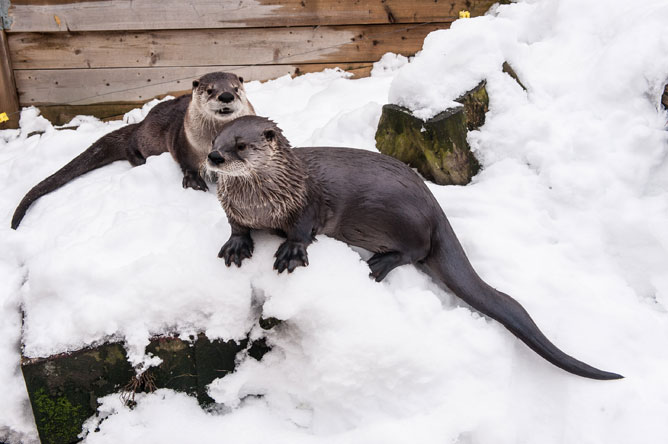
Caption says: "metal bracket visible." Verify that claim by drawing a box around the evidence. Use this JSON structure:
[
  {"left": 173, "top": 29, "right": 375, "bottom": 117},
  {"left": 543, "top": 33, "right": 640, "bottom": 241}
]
[{"left": 0, "top": 0, "right": 12, "bottom": 30}]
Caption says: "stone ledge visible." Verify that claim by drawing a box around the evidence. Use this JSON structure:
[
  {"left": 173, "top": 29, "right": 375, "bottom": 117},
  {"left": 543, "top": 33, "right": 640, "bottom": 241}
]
[
  {"left": 375, "top": 81, "right": 487, "bottom": 185},
  {"left": 22, "top": 332, "right": 268, "bottom": 444}
]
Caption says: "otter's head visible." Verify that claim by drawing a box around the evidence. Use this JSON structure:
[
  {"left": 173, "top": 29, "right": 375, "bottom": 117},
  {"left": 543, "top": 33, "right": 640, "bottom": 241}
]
[
  {"left": 191, "top": 72, "right": 250, "bottom": 120},
  {"left": 206, "top": 116, "right": 289, "bottom": 177}
]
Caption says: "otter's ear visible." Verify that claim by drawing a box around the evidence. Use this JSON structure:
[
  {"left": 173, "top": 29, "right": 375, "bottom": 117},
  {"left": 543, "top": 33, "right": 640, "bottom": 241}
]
[
  {"left": 192, "top": 80, "right": 200, "bottom": 88},
  {"left": 263, "top": 129, "right": 276, "bottom": 141},
  {"left": 238, "top": 76, "right": 244, "bottom": 84}
]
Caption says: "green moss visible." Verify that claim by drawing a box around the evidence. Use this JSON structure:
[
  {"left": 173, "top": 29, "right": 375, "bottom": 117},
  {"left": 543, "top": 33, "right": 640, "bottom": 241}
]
[
  {"left": 33, "top": 388, "right": 88, "bottom": 444},
  {"left": 146, "top": 337, "right": 197, "bottom": 395},
  {"left": 102, "top": 345, "right": 127, "bottom": 365},
  {"left": 375, "top": 104, "right": 480, "bottom": 185},
  {"left": 22, "top": 335, "right": 262, "bottom": 441},
  {"left": 154, "top": 338, "right": 187, "bottom": 353},
  {"left": 455, "top": 81, "right": 489, "bottom": 131}
]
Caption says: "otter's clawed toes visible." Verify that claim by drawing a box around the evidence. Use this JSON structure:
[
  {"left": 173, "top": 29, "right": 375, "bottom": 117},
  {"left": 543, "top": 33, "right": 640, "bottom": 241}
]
[
  {"left": 218, "top": 235, "right": 254, "bottom": 267},
  {"left": 367, "top": 251, "right": 404, "bottom": 282},
  {"left": 182, "top": 170, "right": 209, "bottom": 192},
  {"left": 273, "top": 241, "right": 309, "bottom": 273}
]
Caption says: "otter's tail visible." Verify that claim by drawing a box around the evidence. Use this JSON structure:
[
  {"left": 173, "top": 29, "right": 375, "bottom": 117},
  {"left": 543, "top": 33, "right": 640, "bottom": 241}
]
[
  {"left": 11, "top": 124, "right": 139, "bottom": 229},
  {"left": 422, "top": 222, "right": 623, "bottom": 380}
]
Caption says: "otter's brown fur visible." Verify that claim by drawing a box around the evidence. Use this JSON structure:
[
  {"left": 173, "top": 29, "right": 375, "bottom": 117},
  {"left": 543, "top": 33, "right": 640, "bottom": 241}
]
[
  {"left": 205, "top": 115, "right": 623, "bottom": 381},
  {"left": 215, "top": 131, "right": 309, "bottom": 231},
  {"left": 11, "top": 72, "right": 255, "bottom": 229}
]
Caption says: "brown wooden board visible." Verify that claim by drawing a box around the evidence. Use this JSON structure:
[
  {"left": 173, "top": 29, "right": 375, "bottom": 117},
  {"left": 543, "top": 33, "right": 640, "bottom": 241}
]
[
  {"left": 8, "top": 22, "right": 446, "bottom": 70},
  {"left": 15, "top": 62, "right": 373, "bottom": 107},
  {"left": 37, "top": 103, "right": 151, "bottom": 126},
  {"left": 7, "top": 0, "right": 497, "bottom": 32},
  {"left": 0, "top": 30, "right": 20, "bottom": 129}
]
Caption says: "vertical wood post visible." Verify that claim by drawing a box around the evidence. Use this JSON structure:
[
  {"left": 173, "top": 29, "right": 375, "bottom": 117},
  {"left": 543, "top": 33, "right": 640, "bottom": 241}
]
[{"left": 1, "top": 29, "right": 20, "bottom": 129}]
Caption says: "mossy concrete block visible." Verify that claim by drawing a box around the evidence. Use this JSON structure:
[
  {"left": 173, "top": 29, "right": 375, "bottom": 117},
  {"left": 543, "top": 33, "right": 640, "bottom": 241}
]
[
  {"left": 375, "top": 82, "right": 487, "bottom": 185},
  {"left": 455, "top": 81, "right": 489, "bottom": 131},
  {"left": 194, "top": 334, "right": 245, "bottom": 406},
  {"left": 376, "top": 104, "right": 480, "bottom": 185},
  {"left": 145, "top": 337, "right": 198, "bottom": 396},
  {"left": 21, "top": 343, "right": 134, "bottom": 444},
  {"left": 21, "top": 333, "right": 268, "bottom": 442}
]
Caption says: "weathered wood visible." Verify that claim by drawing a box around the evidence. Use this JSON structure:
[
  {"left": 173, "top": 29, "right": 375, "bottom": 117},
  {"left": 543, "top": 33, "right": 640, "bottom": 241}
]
[
  {"left": 502, "top": 61, "right": 527, "bottom": 92},
  {"left": 194, "top": 334, "right": 245, "bottom": 406},
  {"left": 22, "top": 343, "right": 135, "bottom": 444},
  {"left": 37, "top": 103, "right": 150, "bottom": 126},
  {"left": 456, "top": 80, "right": 489, "bottom": 131},
  {"left": 376, "top": 104, "right": 480, "bottom": 185},
  {"left": 0, "top": 30, "right": 20, "bottom": 129},
  {"left": 8, "top": 22, "right": 445, "bottom": 70},
  {"left": 375, "top": 82, "right": 487, "bottom": 186},
  {"left": 15, "top": 62, "right": 374, "bottom": 107},
  {"left": 7, "top": 0, "right": 497, "bottom": 32},
  {"left": 145, "top": 337, "right": 198, "bottom": 397},
  {"left": 22, "top": 334, "right": 265, "bottom": 443}
]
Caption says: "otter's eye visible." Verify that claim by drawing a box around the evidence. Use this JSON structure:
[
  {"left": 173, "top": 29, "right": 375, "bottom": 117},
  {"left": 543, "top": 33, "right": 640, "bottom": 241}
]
[
  {"left": 206, "top": 88, "right": 213, "bottom": 95},
  {"left": 237, "top": 143, "right": 246, "bottom": 151},
  {"left": 234, "top": 87, "right": 239, "bottom": 93}
]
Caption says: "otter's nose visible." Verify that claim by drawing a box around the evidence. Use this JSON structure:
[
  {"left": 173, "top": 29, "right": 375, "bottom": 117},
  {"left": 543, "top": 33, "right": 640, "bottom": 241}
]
[
  {"left": 218, "top": 92, "right": 234, "bottom": 103},
  {"left": 208, "top": 151, "right": 225, "bottom": 164}
]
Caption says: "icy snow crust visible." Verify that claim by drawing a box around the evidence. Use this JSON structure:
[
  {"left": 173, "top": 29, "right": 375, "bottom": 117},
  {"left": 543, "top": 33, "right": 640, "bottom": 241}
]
[{"left": 2, "top": 0, "right": 668, "bottom": 442}]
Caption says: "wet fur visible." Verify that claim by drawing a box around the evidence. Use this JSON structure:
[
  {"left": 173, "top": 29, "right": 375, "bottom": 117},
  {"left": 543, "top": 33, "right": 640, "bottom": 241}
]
[
  {"left": 11, "top": 72, "right": 255, "bottom": 229},
  {"left": 213, "top": 134, "right": 309, "bottom": 231},
  {"left": 208, "top": 115, "right": 623, "bottom": 381}
]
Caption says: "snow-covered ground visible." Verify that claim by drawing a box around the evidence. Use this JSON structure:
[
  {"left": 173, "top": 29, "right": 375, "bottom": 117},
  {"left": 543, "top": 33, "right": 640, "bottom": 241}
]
[{"left": 2, "top": 0, "right": 668, "bottom": 442}]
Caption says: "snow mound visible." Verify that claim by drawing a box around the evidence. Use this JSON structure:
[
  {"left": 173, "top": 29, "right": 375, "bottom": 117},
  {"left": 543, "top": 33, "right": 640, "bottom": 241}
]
[{"left": 1, "top": 0, "right": 668, "bottom": 442}]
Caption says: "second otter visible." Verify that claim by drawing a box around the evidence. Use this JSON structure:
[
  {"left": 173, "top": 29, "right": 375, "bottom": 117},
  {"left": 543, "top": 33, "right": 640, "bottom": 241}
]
[
  {"left": 206, "top": 115, "right": 623, "bottom": 381},
  {"left": 11, "top": 72, "right": 255, "bottom": 229}
]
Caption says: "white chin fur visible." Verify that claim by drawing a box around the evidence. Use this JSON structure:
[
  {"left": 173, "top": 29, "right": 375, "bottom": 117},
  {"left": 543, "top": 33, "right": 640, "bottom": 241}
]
[
  {"left": 205, "top": 161, "right": 249, "bottom": 177},
  {"left": 208, "top": 106, "right": 240, "bottom": 119}
]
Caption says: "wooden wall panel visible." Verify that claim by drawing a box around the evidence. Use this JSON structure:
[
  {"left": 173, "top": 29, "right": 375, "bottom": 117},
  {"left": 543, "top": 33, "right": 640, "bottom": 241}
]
[
  {"left": 8, "top": 23, "right": 446, "bottom": 69},
  {"left": 15, "top": 63, "right": 374, "bottom": 105},
  {"left": 4, "top": 0, "right": 498, "bottom": 124},
  {"left": 7, "top": 0, "right": 497, "bottom": 32},
  {"left": 0, "top": 31, "right": 20, "bottom": 128}
]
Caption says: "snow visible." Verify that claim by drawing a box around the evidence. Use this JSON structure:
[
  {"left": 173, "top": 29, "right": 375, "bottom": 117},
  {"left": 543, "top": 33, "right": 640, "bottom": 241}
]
[{"left": 2, "top": 0, "right": 668, "bottom": 442}]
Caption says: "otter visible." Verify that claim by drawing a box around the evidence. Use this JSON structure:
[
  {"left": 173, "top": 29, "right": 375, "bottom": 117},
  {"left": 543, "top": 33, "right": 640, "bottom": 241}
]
[
  {"left": 206, "top": 115, "right": 623, "bottom": 381},
  {"left": 11, "top": 72, "right": 255, "bottom": 229}
]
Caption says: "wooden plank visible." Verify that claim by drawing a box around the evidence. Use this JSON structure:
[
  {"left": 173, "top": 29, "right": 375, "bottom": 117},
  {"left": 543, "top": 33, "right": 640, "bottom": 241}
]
[
  {"left": 7, "top": 0, "right": 497, "bottom": 32},
  {"left": 8, "top": 22, "right": 446, "bottom": 70},
  {"left": 0, "top": 30, "right": 20, "bottom": 129},
  {"left": 15, "top": 63, "right": 374, "bottom": 106},
  {"left": 38, "top": 103, "right": 150, "bottom": 126}
]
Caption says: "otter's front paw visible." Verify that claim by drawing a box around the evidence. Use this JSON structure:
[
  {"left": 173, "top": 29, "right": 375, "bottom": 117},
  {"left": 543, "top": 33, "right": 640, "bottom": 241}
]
[
  {"left": 182, "top": 170, "right": 208, "bottom": 191},
  {"left": 218, "top": 235, "right": 254, "bottom": 267},
  {"left": 273, "top": 241, "right": 309, "bottom": 273}
]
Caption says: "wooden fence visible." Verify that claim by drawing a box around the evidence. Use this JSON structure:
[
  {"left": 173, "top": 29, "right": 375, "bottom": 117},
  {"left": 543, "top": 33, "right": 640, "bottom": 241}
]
[{"left": 1, "top": 0, "right": 498, "bottom": 126}]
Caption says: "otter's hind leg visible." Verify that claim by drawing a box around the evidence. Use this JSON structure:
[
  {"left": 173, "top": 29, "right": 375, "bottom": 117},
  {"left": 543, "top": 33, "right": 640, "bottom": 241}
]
[
  {"left": 125, "top": 144, "right": 147, "bottom": 166},
  {"left": 367, "top": 251, "right": 414, "bottom": 282},
  {"left": 363, "top": 222, "right": 432, "bottom": 282}
]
